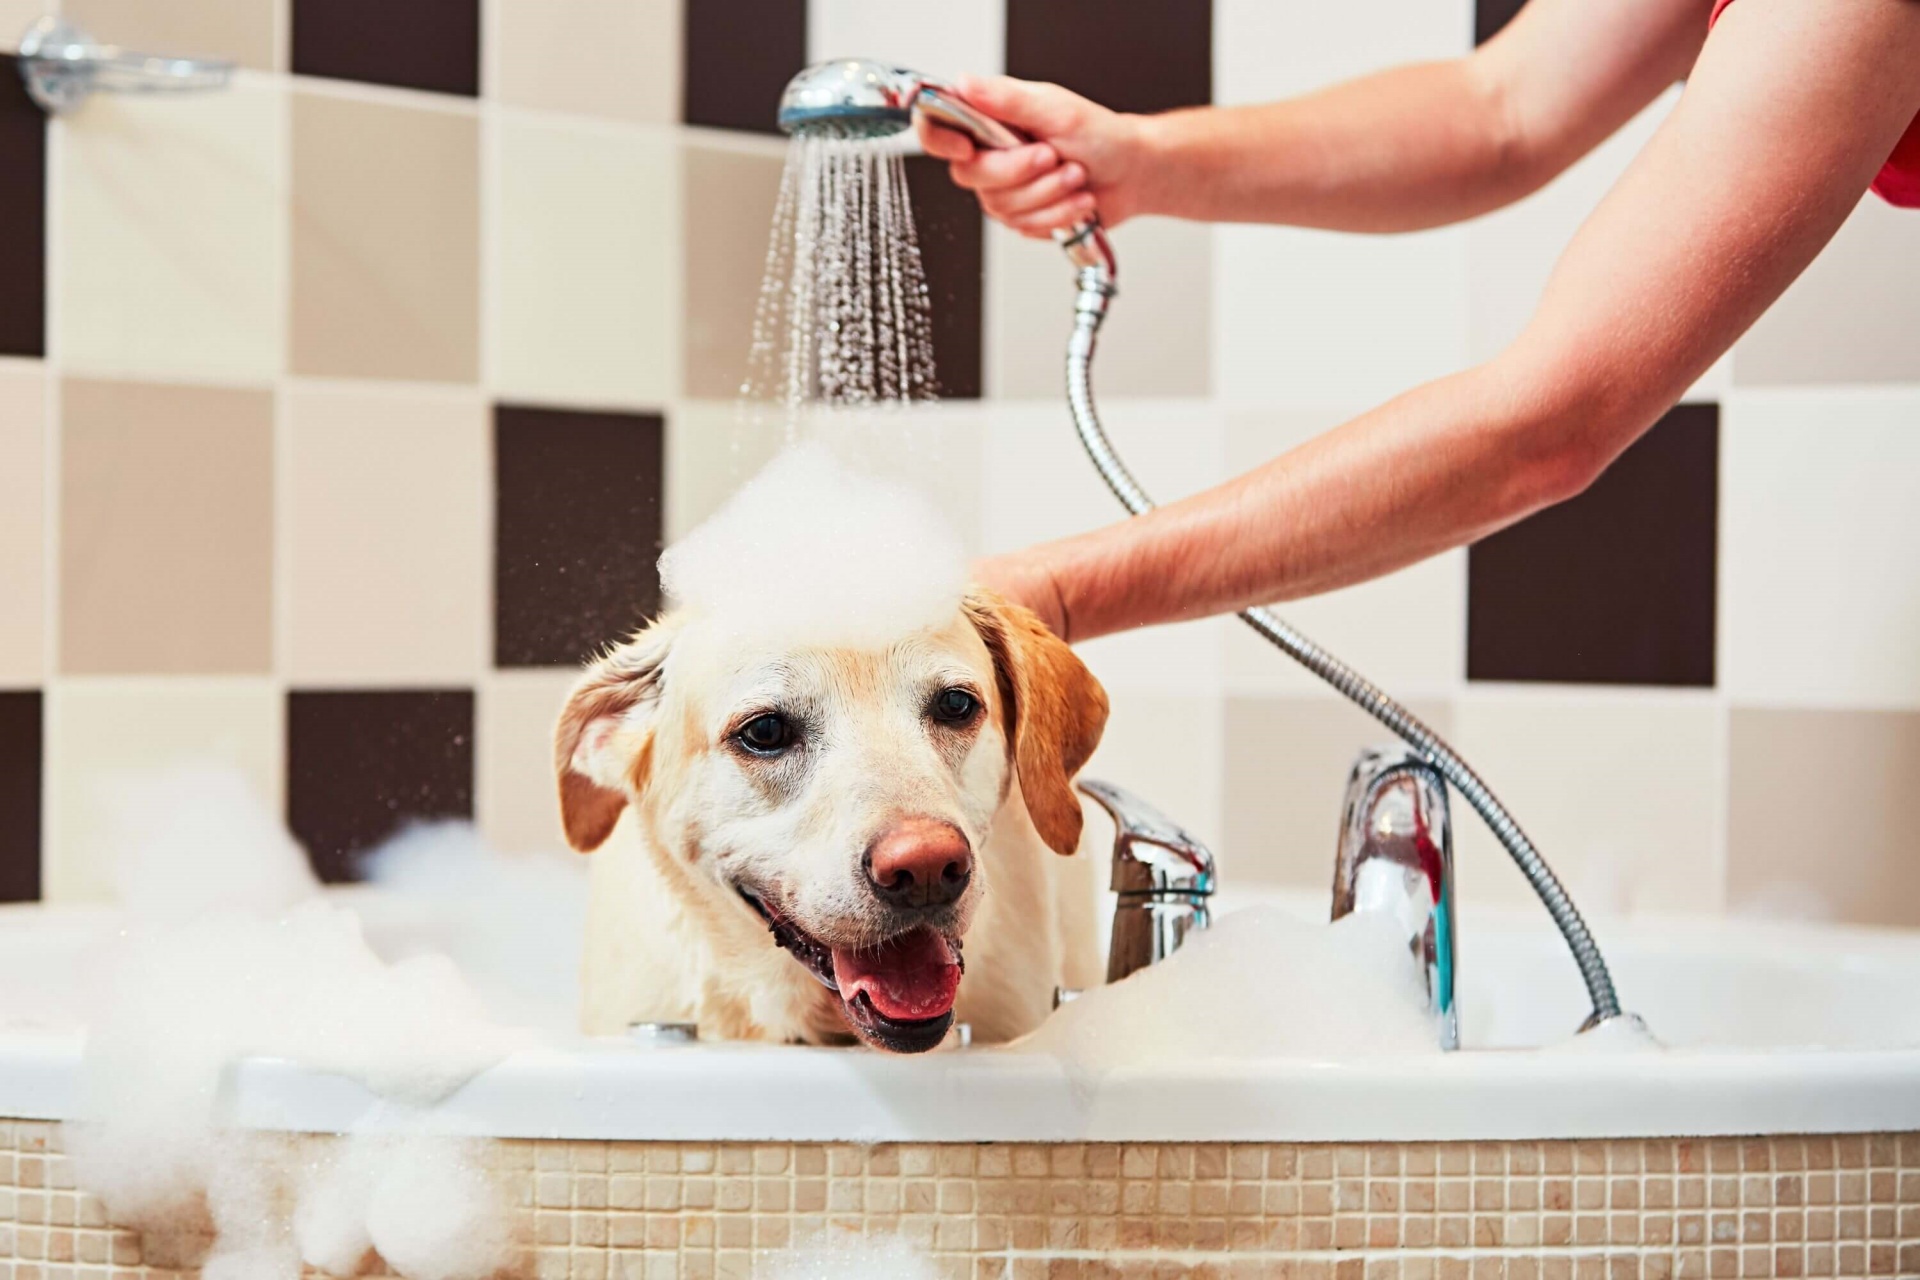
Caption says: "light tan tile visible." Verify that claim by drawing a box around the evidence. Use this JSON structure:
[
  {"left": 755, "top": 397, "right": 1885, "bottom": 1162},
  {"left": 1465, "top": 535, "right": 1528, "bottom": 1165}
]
[
  {"left": 987, "top": 217, "right": 1210, "bottom": 399},
  {"left": 682, "top": 142, "right": 785, "bottom": 399},
  {"left": 44, "top": 678, "right": 281, "bottom": 902},
  {"left": 0, "top": 1, "right": 42, "bottom": 53},
  {"left": 1223, "top": 694, "right": 1452, "bottom": 888},
  {"left": 1450, "top": 692, "right": 1722, "bottom": 915},
  {"left": 662, "top": 401, "right": 791, "bottom": 542},
  {"left": 1082, "top": 692, "right": 1224, "bottom": 858},
  {"left": 806, "top": 0, "right": 1003, "bottom": 80},
  {"left": 0, "top": 362, "right": 45, "bottom": 684},
  {"left": 284, "top": 383, "right": 486, "bottom": 682},
  {"left": 60, "top": 378, "right": 273, "bottom": 675},
  {"left": 291, "top": 91, "right": 479, "bottom": 383},
  {"left": 477, "top": 668, "right": 578, "bottom": 855},
  {"left": 1735, "top": 196, "right": 1920, "bottom": 385},
  {"left": 58, "top": 81, "right": 286, "bottom": 381},
  {"left": 491, "top": 116, "right": 678, "bottom": 407},
  {"left": 1728, "top": 709, "right": 1920, "bottom": 927},
  {"left": 61, "top": 0, "right": 279, "bottom": 71},
  {"left": 491, "top": 0, "right": 678, "bottom": 122}
]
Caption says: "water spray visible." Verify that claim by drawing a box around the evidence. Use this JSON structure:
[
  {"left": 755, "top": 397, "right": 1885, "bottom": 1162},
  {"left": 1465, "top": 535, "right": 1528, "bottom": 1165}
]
[{"left": 777, "top": 59, "right": 1626, "bottom": 1031}]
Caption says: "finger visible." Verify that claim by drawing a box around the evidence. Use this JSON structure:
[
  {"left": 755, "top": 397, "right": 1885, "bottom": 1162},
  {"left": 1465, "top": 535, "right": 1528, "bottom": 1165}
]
[
  {"left": 954, "top": 74, "right": 1086, "bottom": 138},
  {"left": 915, "top": 115, "right": 975, "bottom": 162},
  {"left": 978, "top": 163, "right": 1087, "bottom": 218},
  {"left": 1005, "top": 193, "right": 1098, "bottom": 237},
  {"left": 948, "top": 141, "right": 1059, "bottom": 193}
]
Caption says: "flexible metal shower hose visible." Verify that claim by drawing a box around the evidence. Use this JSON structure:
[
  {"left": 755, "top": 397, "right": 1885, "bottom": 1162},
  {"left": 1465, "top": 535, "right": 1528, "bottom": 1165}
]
[{"left": 1065, "top": 272, "right": 1622, "bottom": 1027}]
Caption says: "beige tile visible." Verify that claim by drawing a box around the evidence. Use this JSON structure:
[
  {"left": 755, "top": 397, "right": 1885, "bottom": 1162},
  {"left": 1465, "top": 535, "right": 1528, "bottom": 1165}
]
[
  {"left": 1083, "top": 692, "right": 1224, "bottom": 858},
  {"left": 1735, "top": 196, "right": 1920, "bottom": 385},
  {"left": 1450, "top": 692, "right": 1722, "bottom": 916},
  {"left": 477, "top": 668, "right": 578, "bottom": 855},
  {"left": 58, "top": 81, "right": 287, "bottom": 381},
  {"left": 491, "top": 0, "right": 678, "bottom": 122},
  {"left": 1728, "top": 709, "right": 1920, "bottom": 927},
  {"left": 0, "top": 0, "right": 42, "bottom": 53},
  {"left": 491, "top": 116, "right": 678, "bottom": 407},
  {"left": 284, "top": 383, "right": 486, "bottom": 682},
  {"left": 1223, "top": 694, "right": 1452, "bottom": 889},
  {"left": 44, "top": 678, "right": 281, "bottom": 902},
  {"left": 1216, "top": 0, "right": 1469, "bottom": 103},
  {"left": 682, "top": 142, "right": 786, "bottom": 399},
  {"left": 988, "top": 217, "right": 1210, "bottom": 399},
  {"left": 0, "top": 363, "right": 45, "bottom": 684},
  {"left": 662, "top": 400, "right": 791, "bottom": 542},
  {"left": 291, "top": 91, "right": 479, "bottom": 383},
  {"left": 1224, "top": 406, "right": 1464, "bottom": 698},
  {"left": 806, "top": 0, "right": 1003, "bottom": 80},
  {"left": 61, "top": 0, "right": 279, "bottom": 71},
  {"left": 1721, "top": 388, "right": 1920, "bottom": 708},
  {"left": 59, "top": 378, "right": 274, "bottom": 675}
]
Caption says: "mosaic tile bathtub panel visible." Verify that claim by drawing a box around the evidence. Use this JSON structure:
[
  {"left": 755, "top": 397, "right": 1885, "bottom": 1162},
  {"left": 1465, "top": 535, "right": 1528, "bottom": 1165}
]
[{"left": 0, "top": 1123, "right": 1914, "bottom": 1278}]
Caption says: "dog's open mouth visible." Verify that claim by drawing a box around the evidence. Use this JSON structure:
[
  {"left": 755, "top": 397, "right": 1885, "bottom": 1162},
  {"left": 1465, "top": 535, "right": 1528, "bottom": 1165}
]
[{"left": 740, "top": 890, "right": 962, "bottom": 1053}]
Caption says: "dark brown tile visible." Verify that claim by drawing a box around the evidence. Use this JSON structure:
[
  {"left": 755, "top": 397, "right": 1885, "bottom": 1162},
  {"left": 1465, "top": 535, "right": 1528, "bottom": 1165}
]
[
  {"left": 494, "top": 404, "right": 664, "bottom": 668},
  {"left": 1006, "top": 0, "right": 1210, "bottom": 116},
  {"left": 0, "top": 56, "right": 45, "bottom": 357},
  {"left": 0, "top": 691, "right": 39, "bottom": 902},
  {"left": 292, "top": 0, "right": 479, "bottom": 96},
  {"left": 1468, "top": 402, "right": 1718, "bottom": 687},
  {"left": 904, "top": 156, "right": 983, "bottom": 400},
  {"left": 1477, "top": 0, "right": 1529, "bottom": 44},
  {"left": 287, "top": 689, "right": 474, "bottom": 883},
  {"left": 681, "top": 0, "right": 806, "bottom": 134}
]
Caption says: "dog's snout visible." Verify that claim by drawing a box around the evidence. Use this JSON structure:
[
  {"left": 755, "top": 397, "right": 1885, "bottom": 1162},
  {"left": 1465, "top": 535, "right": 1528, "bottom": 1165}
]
[{"left": 864, "top": 818, "right": 972, "bottom": 909}]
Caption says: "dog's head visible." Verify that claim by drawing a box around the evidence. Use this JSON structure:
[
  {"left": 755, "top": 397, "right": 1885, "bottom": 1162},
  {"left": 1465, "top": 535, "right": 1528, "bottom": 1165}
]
[{"left": 555, "top": 590, "right": 1107, "bottom": 1052}]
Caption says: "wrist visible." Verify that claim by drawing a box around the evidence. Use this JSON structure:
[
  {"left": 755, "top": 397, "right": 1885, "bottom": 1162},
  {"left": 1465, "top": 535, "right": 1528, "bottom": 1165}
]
[{"left": 1120, "top": 110, "right": 1196, "bottom": 221}]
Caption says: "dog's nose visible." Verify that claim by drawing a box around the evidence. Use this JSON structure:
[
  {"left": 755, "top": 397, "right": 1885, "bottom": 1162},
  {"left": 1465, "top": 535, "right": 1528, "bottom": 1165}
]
[{"left": 864, "top": 818, "right": 973, "bottom": 909}]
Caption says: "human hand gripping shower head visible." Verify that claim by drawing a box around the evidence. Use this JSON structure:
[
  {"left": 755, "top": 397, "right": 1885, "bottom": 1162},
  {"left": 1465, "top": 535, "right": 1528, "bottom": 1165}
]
[{"left": 777, "top": 60, "right": 1635, "bottom": 1039}]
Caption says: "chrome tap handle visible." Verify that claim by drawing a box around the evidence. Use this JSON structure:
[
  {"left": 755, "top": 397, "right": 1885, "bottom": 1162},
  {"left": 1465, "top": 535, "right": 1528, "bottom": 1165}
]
[
  {"left": 1078, "top": 778, "right": 1214, "bottom": 984},
  {"left": 17, "top": 17, "right": 236, "bottom": 115},
  {"left": 1332, "top": 746, "right": 1459, "bottom": 1049}
]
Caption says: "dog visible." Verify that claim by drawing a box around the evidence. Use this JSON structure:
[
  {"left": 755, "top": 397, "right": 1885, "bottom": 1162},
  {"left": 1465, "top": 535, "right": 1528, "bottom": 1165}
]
[{"left": 554, "top": 589, "right": 1109, "bottom": 1052}]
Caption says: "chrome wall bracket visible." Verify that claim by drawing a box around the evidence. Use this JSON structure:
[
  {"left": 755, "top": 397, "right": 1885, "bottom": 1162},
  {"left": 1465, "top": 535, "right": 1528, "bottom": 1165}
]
[{"left": 17, "top": 16, "right": 235, "bottom": 115}]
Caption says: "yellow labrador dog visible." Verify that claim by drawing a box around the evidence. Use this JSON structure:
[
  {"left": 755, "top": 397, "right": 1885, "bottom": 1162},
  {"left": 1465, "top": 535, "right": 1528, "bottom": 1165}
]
[{"left": 554, "top": 590, "right": 1108, "bottom": 1052}]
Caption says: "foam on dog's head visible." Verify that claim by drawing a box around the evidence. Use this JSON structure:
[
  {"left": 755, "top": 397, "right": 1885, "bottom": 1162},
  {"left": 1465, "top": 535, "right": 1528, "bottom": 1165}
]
[{"left": 659, "top": 443, "right": 967, "bottom": 647}]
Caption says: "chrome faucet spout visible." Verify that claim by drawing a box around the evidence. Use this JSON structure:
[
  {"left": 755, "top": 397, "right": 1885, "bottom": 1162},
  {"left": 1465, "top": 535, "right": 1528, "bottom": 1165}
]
[{"left": 1077, "top": 779, "right": 1215, "bottom": 985}]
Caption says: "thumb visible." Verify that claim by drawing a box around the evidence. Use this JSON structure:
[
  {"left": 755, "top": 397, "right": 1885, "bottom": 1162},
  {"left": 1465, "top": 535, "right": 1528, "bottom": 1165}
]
[{"left": 954, "top": 74, "right": 1091, "bottom": 141}]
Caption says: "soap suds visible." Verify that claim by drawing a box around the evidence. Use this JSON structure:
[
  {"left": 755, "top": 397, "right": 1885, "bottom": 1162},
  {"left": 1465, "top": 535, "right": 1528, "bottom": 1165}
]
[
  {"left": 1014, "top": 907, "right": 1441, "bottom": 1070},
  {"left": 658, "top": 442, "right": 967, "bottom": 646},
  {"left": 66, "top": 765, "right": 536, "bottom": 1279},
  {"left": 762, "top": 1229, "right": 940, "bottom": 1280}
]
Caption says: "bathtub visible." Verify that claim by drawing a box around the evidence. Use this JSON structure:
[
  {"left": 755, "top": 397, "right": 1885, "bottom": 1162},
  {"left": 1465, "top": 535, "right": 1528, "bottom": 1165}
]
[{"left": 3, "top": 889, "right": 1916, "bottom": 1276}]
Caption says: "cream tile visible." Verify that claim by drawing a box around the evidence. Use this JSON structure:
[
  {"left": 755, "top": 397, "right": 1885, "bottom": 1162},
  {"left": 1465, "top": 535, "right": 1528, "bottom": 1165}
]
[
  {"left": 682, "top": 142, "right": 786, "bottom": 399},
  {"left": 807, "top": 0, "right": 1003, "bottom": 86},
  {"left": 1467, "top": 89, "right": 1677, "bottom": 364},
  {"left": 662, "top": 400, "right": 791, "bottom": 542},
  {"left": 1215, "top": 223, "right": 1470, "bottom": 404},
  {"left": 290, "top": 91, "right": 479, "bottom": 383},
  {"left": 1216, "top": 0, "right": 1471, "bottom": 103},
  {"left": 60, "top": 379, "right": 274, "bottom": 675},
  {"left": 62, "top": 0, "right": 279, "bottom": 71},
  {"left": 491, "top": 116, "right": 678, "bottom": 408},
  {"left": 492, "top": 0, "right": 679, "bottom": 123},
  {"left": 1448, "top": 691, "right": 1722, "bottom": 916},
  {"left": 0, "top": 363, "right": 45, "bottom": 684},
  {"left": 1223, "top": 406, "right": 1464, "bottom": 698},
  {"left": 58, "top": 82, "right": 286, "bottom": 381},
  {"left": 1082, "top": 692, "right": 1223, "bottom": 858},
  {"left": 478, "top": 668, "right": 578, "bottom": 855},
  {"left": 987, "top": 217, "right": 1210, "bottom": 399},
  {"left": 1223, "top": 693, "right": 1452, "bottom": 889},
  {"left": 1734, "top": 196, "right": 1920, "bottom": 385},
  {"left": 284, "top": 383, "right": 486, "bottom": 683},
  {"left": 1728, "top": 709, "right": 1920, "bottom": 927},
  {"left": 0, "top": 1, "right": 42, "bottom": 53},
  {"left": 44, "top": 678, "right": 281, "bottom": 902},
  {"left": 1721, "top": 388, "right": 1920, "bottom": 708}
]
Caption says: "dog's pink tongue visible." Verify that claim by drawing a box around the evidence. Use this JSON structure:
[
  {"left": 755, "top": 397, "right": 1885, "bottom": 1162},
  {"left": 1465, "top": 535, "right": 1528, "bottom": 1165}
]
[{"left": 831, "top": 929, "right": 961, "bottom": 1021}]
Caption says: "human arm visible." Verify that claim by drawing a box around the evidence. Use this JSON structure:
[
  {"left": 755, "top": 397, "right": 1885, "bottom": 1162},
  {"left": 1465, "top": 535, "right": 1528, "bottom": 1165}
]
[
  {"left": 918, "top": 0, "right": 1710, "bottom": 235},
  {"left": 984, "top": 0, "right": 1920, "bottom": 642}
]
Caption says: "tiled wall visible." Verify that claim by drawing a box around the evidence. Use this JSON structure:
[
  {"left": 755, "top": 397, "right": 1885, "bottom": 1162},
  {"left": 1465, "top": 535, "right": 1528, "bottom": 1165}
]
[
  {"left": 0, "top": 1, "right": 1917, "bottom": 931},
  {"left": 4, "top": 1123, "right": 1919, "bottom": 1278}
]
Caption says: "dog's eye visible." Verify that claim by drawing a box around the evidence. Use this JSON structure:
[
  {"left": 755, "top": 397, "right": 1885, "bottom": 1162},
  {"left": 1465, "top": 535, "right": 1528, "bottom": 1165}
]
[
  {"left": 736, "top": 713, "right": 794, "bottom": 755},
  {"left": 931, "top": 687, "right": 980, "bottom": 724}
]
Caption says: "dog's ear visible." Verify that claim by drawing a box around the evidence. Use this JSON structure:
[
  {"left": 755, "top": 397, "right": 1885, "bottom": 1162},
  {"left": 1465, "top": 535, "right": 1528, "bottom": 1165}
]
[
  {"left": 554, "top": 616, "right": 682, "bottom": 853},
  {"left": 965, "top": 591, "right": 1109, "bottom": 855}
]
